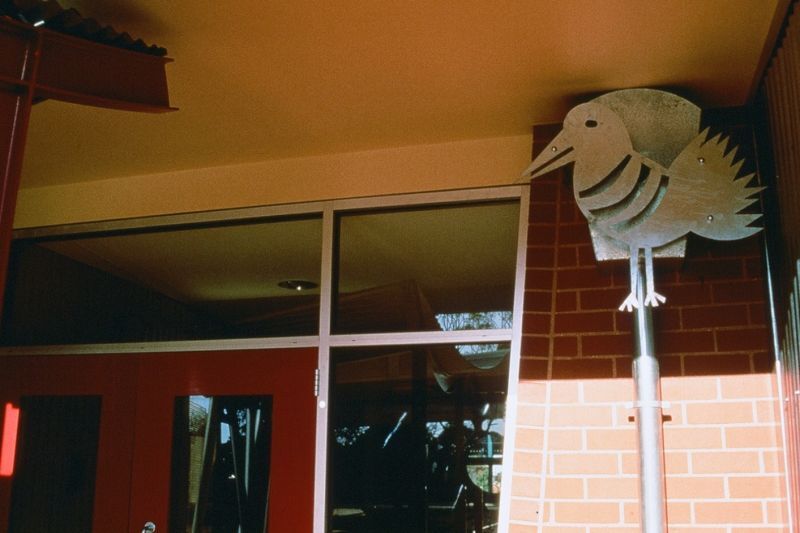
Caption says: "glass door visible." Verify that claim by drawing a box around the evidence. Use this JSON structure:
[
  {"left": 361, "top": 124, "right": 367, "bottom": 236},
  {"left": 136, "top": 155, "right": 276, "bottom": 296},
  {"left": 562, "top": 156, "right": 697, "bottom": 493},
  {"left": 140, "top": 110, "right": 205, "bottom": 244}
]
[{"left": 128, "top": 348, "right": 318, "bottom": 533}]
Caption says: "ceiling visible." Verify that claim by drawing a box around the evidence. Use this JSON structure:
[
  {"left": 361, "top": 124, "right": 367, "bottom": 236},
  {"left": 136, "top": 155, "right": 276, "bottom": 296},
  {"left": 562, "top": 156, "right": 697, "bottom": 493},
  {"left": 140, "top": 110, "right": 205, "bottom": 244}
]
[{"left": 18, "top": 0, "right": 788, "bottom": 189}]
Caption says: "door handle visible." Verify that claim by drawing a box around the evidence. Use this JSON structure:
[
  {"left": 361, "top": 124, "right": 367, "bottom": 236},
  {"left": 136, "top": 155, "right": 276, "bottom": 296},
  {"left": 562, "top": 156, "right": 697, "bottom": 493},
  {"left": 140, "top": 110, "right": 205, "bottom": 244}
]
[{"left": 141, "top": 521, "right": 156, "bottom": 533}]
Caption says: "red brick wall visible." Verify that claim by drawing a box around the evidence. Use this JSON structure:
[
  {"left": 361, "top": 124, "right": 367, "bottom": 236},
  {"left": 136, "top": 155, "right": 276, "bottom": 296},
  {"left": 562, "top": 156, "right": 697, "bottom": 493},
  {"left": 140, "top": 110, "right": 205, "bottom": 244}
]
[{"left": 509, "top": 173, "right": 788, "bottom": 531}]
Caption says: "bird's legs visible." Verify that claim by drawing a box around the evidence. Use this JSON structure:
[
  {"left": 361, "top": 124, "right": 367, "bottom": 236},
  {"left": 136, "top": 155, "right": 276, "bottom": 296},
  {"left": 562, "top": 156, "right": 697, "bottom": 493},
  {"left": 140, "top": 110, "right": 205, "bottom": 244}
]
[
  {"left": 643, "top": 247, "right": 666, "bottom": 307},
  {"left": 619, "top": 247, "right": 667, "bottom": 311},
  {"left": 619, "top": 248, "right": 641, "bottom": 312}
]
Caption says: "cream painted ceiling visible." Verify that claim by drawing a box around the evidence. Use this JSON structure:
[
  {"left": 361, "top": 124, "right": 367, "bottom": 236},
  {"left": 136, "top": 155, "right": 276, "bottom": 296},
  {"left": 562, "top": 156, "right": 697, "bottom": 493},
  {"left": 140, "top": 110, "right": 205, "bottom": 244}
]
[{"left": 19, "top": 0, "right": 788, "bottom": 189}]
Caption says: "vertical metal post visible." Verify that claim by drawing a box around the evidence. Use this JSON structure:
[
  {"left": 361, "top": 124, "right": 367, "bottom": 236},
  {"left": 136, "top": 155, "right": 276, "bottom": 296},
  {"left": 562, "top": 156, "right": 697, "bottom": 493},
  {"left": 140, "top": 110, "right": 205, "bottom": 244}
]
[{"left": 632, "top": 261, "right": 667, "bottom": 533}]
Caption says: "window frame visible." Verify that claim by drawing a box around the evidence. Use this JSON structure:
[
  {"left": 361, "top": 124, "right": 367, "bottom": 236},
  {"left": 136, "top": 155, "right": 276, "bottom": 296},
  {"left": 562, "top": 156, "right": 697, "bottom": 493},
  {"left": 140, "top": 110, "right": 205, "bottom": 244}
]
[{"left": 1, "top": 184, "right": 530, "bottom": 533}]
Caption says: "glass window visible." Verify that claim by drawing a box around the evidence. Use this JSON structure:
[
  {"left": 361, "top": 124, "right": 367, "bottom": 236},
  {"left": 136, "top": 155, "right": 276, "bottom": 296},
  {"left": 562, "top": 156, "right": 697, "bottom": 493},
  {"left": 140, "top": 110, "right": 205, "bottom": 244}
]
[
  {"left": 334, "top": 202, "right": 519, "bottom": 334},
  {"left": 170, "top": 395, "right": 273, "bottom": 533},
  {"left": 328, "top": 343, "right": 509, "bottom": 532},
  {"left": 1, "top": 216, "right": 322, "bottom": 345}
]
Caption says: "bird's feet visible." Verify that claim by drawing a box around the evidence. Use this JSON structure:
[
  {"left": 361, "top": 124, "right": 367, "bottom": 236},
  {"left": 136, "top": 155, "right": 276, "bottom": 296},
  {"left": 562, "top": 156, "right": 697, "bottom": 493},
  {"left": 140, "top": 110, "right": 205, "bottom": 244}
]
[
  {"left": 619, "top": 293, "right": 641, "bottom": 312},
  {"left": 619, "top": 291, "right": 667, "bottom": 312},
  {"left": 644, "top": 291, "right": 667, "bottom": 307}
]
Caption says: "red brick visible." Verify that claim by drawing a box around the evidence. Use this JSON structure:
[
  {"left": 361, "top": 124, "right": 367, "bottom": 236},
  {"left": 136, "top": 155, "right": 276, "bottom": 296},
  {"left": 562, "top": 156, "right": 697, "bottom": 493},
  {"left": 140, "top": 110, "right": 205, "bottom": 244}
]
[
  {"left": 661, "top": 376, "right": 719, "bottom": 401},
  {"left": 586, "top": 428, "right": 636, "bottom": 450},
  {"left": 514, "top": 452, "right": 542, "bottom": 475},
  {"left": 559, "top": 223, "right": 591, "bottom": 245},
  {"left": 552, "top": 453, "right": 618, "bottom": 474},
  {"left": 529, "top": 225, "right": 557, "bottom": 245},
  {"left": 695, "top": 501, "right": 763, "bottom": 524},
  {"left": 554, "top": 311, "right": 614, "bottom": 333},
  {"left": 614, "top": 357, "right": 635, "bottom": 378},
  {"left": 682, "top": 304, "right": 750, "bottom": 328},
  {"left": 683, "top": 353, "right": 752, "bottom": 375},
  {"left": 719, "top": 373, "right": 773, "bottom": 398},
  {"left": 553, "top": 336, "right": 579, "bottom": 357},
  {"left": 728, "top": 476, "right": 783, "bottom": 499},
  {"left": 550, "top": 381, "right": 580, "bottom": 403},
  {"left": 715, "top": 327, "right": 770, "bottom": 352},
  {"left": 752, "top": 351, "right": 773, "bottom": 373},
  {"left": 530, "top": 180, "right": 559, "bottom": 202},
  {"left": 663, "top": 426, "right": 722, "bottom": 449},
  {"left": 614, "top": 310, "right": 632, "bottom": 332},
  {"left": 527, "top": 246, "right": 555, "bottom": 268},
  {"left": 586, "top": 477, "right": 637, "bottom": 499},
  {"left": 745, "top": 256, "right": 764, "bottom": 278},
  {"left": 712, "top": 279, "right": 766, "bottom": 303},
  {"left": 680, "top": 257, "right": 745, "bottom": 282},
  {"left": 530, "top": 203, "right": 558, "bottom": 224},
  {"left": 665, "top": 476, "right": 725, "bottom": 498},
  {"left": 579, "top": 287, "right": 629, "bottom": 310},
  {"left": 544, "top": 477, "right": 583, "bottom": 498},
  {"left": 726, "top": 426, "right": 779, "bottom": 448},
  {"left": 549, "top": 405, "right": 614, "bottom": 427},
  {"left": 556, "top": 291, "right": 578, "bottom": 311},
  {"left": 510, "top": 497, "right": 542, "bottom": 523},
  {"left": 527, "top": 268, "right": 555, "bottom": 290},
  {"left": 559, "top": 200, "right": 582, "bottom": 224},
  {"left": 582, "top": 333, "right": 632, "bottom": 356},
  {"left": 547, "top": 429, "right": 583, "bottom": 450},
  {"left": 655, "top": 330, "right": 714, "bottom": 354},
  {"left": 557, "top": 246, "right": 578, "bottom": 267},
  {"left": 515, "top": 428, "right": 544, "bottom": 449},
  {"left": 582, "top": 379, "right": 634, "bottom": 402},
  {"left": 517, "top": 405, "right": 547, "bottom": 427},
  {"left": 652, "top": 307, "right": 680, "bottom": 330},
  {"left": 554, "top": 502, "right": 619, "bottom": 523},
  {"left": 692, "top": 451, "right": 761, "bottom": 473},
  {"left": 518, "top": 381, "right": 548, "bottom": 403},
  {"left": 557, "top": 268, "right": 613, "bottom": 290},
  {"left": 661, "top": 282, "right": 713, "bottom": 306},
  {"left": 686, "top": 401, "right": 755, "bottom": 424},
  {"left": 577, "top": 244, "right": 597, "bottom": 266},
  {"left": 526, "top": 290, "right": 553, "bottom": 312},
  {"left": 657, "top": 355, "right": 683, "bottom": 377},
  {"left": 520, "top": 357, "right": 549, "bottom": 380},
  {"left": 749, "top": 302, "right": 766, "bottom": 325},
  {"left": 551, "top": 357, "right": 614, "bottom": 379},
  {"left": 521, "top": 335, "right": 549, "bottom": 357},
  {"left": 524, "top": 312, "right": 552, "bottom": 334},
  {"left": 511, "top": 475, "right": 541, "bottom": 498}
]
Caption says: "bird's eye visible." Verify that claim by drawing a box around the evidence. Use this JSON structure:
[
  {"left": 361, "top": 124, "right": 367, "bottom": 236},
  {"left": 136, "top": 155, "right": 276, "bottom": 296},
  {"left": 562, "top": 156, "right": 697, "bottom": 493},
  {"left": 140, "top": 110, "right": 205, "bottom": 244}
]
[{"left": 585, "top": 119, "right": 598, "bottom": 128}]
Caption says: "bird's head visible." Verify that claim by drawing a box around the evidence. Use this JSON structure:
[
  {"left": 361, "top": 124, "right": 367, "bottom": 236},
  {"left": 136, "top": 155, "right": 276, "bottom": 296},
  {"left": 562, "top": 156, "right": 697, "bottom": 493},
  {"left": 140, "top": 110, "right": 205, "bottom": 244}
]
[{"left": 522, "top": 102, "right": 633, "bottom": 181}]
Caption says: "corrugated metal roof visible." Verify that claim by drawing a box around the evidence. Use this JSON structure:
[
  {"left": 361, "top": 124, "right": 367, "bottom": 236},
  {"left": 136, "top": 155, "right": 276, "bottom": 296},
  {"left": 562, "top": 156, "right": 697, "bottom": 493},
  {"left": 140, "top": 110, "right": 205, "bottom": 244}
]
[{"left": 0, "top": 0, "right": 167, "bottom": 56}]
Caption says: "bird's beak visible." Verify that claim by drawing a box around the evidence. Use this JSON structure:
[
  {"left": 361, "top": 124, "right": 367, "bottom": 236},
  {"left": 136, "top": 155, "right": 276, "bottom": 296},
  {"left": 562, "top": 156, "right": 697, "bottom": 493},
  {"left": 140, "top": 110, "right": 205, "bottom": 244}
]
[{"left": 520, "top": 130, "right": 575, "bottom": 181}]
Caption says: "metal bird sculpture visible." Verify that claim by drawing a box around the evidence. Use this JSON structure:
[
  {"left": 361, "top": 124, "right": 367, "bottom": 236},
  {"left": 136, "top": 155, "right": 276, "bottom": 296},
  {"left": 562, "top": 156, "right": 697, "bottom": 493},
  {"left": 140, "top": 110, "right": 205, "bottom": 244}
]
[{"left": 523, "top": 90, "right": 763, "bottom": 311}]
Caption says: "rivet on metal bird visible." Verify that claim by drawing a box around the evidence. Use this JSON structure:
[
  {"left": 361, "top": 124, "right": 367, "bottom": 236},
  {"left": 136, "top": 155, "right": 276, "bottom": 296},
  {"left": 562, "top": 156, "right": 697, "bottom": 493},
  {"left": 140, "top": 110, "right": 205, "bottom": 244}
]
[{"left": 522, "top": 89, "right": 764, "bottom": 312}]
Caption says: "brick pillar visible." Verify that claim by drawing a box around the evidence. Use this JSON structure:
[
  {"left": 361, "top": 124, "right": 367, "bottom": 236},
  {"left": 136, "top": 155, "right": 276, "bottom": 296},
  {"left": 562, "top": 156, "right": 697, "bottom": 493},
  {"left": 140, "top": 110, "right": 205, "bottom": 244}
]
[{"left": 508, "top": 173, "right": 788, "bottom": 531}]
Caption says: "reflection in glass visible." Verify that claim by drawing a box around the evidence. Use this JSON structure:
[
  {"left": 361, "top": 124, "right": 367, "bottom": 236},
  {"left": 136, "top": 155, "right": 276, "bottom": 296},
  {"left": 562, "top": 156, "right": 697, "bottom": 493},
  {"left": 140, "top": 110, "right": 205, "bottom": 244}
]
[
  {"left": 1, "top": 216, "right": 323, "bottom": 345},
  {"left": 170, "top": 396, "right": 273, "bottom": 533},
  {"left": 334, "top": 202, "right": 519, "bottom": 334},
  {"left": 328, "top": 344, "right": 509, "bottom": 532},
  {"left": 8, "top": 396, "right": 101, "bottom": 533}
]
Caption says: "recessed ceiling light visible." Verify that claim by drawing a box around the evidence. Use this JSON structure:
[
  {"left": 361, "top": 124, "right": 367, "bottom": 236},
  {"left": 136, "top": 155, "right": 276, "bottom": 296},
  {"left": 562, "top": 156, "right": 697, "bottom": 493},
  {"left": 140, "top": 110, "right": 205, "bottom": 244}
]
[{"left": 278, "top": 280, "right": 318, "bottom": 291}]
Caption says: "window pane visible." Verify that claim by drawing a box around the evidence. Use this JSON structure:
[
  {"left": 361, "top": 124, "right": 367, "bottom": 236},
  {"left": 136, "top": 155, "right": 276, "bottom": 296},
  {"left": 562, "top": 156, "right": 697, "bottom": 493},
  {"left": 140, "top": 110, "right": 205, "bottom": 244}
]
[
  {"left": 1, "top": 216, "right": 322, "bottom": 345},
  {"left": 170, "top": 395, "right": 273, "bottom": 533},
  {"left": 9, "top": 396, "right": 102, "bottom": 533},
  {"left": 328, "top": 344, "right": 509, "bottom": 532},
  {"left": 334, "top": 202, "right": 519, "bottom": 334}
]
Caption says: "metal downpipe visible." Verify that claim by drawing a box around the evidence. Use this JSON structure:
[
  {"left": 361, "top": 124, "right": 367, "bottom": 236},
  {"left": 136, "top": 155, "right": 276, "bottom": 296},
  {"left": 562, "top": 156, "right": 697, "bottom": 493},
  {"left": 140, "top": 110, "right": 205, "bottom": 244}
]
[{"left": 632, "top": 263, "right": 667, "bottom": 533}]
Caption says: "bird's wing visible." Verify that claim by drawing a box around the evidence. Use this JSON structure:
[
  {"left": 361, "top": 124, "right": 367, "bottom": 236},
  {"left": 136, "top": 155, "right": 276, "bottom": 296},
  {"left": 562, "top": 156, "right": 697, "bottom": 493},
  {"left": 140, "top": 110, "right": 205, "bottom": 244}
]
[{"left": 667, "top": 129, "right": 763, "bottom": 240}]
